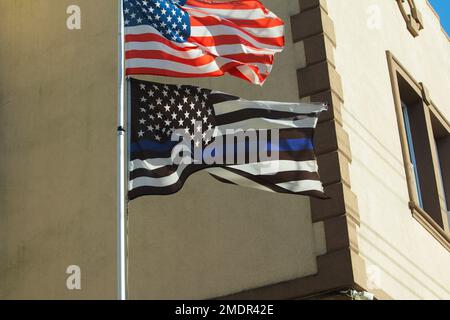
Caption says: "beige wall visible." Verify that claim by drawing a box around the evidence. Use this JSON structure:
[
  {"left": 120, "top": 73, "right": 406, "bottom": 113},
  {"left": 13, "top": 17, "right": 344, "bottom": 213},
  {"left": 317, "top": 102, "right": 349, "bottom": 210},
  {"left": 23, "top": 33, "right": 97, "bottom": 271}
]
[
  {"left": 0, "top": 0, "right": 326, "bottom": 299},
  {"left": 327, "top": 0, "right": 450, "bottom": 299},
  {"left": 0, "top": 0, "right": 118, "bottom": 299}
]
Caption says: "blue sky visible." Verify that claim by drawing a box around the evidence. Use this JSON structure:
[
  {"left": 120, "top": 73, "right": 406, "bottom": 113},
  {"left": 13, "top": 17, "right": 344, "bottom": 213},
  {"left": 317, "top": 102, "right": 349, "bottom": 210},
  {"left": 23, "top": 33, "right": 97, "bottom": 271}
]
[{"left": 429, "top": 0, "right": 450, "bottom": 34}]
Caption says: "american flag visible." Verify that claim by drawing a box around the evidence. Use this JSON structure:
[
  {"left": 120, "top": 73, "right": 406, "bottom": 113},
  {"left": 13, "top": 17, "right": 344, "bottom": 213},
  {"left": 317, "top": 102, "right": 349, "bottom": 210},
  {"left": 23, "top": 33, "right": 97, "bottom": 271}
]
[
  {"left": 128, "top": 78, "right": 327, "bottom": 200},
  {"left": 123, "top": 0, "right": 285, "bottom": 85}
]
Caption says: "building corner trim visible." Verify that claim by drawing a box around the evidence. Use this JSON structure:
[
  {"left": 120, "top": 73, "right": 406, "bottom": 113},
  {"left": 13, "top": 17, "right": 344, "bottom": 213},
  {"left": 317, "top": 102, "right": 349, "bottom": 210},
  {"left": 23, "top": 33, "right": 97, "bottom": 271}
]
[{"left": 217, "top": 0, "right": 372, "bottom": 300}]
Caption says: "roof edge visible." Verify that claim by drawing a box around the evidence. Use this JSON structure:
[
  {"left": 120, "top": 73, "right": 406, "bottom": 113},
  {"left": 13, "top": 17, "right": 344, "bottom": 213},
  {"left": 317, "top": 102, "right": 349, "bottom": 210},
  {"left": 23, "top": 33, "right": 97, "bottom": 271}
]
[{"left": 426, "top": 0, "right": 450, "bottom": 42}]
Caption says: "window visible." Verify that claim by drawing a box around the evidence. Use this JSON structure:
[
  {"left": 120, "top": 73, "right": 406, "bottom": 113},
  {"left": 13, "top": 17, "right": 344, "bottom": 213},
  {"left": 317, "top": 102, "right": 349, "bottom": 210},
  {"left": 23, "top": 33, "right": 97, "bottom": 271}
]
[
  {"left": 397, "top": 79, "right": 444, "bottom": 226},
  {"left": 431, "top": 111, "right": 450, "bottom": 227},
  {"left": 387, "top": 51, "right": 450, "bottom": 249},
  {"left": 402, "top": 102, "right": 424, "bottom": 208}
]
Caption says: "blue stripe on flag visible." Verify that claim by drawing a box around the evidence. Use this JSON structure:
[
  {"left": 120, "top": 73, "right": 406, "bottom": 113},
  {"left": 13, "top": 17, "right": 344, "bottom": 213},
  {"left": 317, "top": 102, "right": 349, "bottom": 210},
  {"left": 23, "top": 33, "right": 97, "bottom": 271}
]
[
  {"left": 130, "top": 138, "right": 313, "bottom": 153},
  {"left": 130, "top": 140, "right": 179, "bottom": 153},
  {"left": 277, "top": 138, "right": 313, "bottom": 152}
]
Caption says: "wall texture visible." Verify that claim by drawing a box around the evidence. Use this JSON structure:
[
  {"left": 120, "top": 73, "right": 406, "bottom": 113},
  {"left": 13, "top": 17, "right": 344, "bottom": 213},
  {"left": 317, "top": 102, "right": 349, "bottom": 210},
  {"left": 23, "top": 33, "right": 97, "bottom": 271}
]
[
  {"left": 0, "top": 0, "right": 117, "bottom": 299},
  {"left": 0, "top": 0, "right": 326, "bottom": 299},
  {"left": 327, "top": 0, "right": 450, "bottom": 299}
]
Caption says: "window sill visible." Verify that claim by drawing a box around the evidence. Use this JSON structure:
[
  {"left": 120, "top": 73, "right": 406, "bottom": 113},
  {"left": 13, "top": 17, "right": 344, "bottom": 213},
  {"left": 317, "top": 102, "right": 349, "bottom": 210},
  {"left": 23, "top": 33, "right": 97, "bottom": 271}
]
[{"left": 409, "top": 202, "right": 450, "bottom": 252}]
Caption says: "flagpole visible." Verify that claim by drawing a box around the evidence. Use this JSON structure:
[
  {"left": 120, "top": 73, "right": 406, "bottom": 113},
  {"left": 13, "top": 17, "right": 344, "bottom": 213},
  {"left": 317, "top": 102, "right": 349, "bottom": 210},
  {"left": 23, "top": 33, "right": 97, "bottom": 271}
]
[{"left": 117, "top": 0, "right": 127, "bottom": 301}]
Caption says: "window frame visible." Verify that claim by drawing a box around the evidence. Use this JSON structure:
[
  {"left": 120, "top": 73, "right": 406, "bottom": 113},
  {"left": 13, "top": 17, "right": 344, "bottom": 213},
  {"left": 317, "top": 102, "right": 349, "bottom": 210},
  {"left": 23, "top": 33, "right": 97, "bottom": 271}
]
[
  {"left": 401, "top": 101, "right": 424, "bottom": 209},
  {"left": 387, "top": 51, "right": 450, "bottom": 251},
  {"left": 430, "top": 108, "right": 450, "bottom": 220}
]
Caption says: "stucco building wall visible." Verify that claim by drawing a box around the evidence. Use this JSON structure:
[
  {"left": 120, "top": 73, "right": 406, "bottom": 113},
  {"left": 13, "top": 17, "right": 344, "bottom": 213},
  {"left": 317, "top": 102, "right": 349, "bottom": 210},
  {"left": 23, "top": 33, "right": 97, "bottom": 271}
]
[
  {"left": 327, "top": 0, "right": 450, "bottom": 299},
  {"left": 0, "top": 0, "right": 118, "bottom": 299}
]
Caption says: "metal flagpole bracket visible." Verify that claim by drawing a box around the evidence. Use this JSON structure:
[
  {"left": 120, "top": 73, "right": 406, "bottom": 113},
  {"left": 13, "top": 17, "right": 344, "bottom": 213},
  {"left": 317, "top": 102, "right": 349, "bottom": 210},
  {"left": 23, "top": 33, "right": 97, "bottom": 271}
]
[{"left": 117, "top": 126, "right": 126, "bottom": 133}]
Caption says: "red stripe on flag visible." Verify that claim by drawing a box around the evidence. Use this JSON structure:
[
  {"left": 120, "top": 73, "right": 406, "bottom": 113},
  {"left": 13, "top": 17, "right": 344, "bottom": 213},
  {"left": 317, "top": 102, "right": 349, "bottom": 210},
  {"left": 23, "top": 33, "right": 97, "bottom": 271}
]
[
  {"left": 189, "top": 16, "right": 284, "bottom": 29},
  {"left": 126, "top": 50, "right": 216, "bottom": 66},
  {"left": 188, "top": 34, "right": 284, "bottom": 50},
  {"left": 126, "top": 50, "right": 273, "bottom": 67},
  {"left": 125, "top": 33, "right": 197, "bottom": 50},
  {"left": 186, "top": 0, "right": 267, "bottom": 11},
  {"left": 126, "top": 60, "right": 268, "bottom": 84}
]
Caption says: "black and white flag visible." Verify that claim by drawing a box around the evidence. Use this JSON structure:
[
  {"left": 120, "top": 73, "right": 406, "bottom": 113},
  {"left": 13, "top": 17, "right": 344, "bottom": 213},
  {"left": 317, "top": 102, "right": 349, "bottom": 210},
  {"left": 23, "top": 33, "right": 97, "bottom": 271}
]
[{"left": 128, "top": 78, "right": 327, "bottom": 200}]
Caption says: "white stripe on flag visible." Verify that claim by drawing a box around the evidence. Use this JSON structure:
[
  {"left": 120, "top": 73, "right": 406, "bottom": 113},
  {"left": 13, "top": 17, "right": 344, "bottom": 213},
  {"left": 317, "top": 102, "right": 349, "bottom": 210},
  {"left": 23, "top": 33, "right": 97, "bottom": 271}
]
[
  {"left": 126, "top": 42, "right": 206, "bottom": 59},
  {"left": 190, "top": 25, "right": 284, "bottom": 49},
  {"left": 125, "top": 26, "right": 195, "bottom": 48},
  {"left": 126, "top": 57, "right": 230, "bottom": 73},
  {"left": 129, "top": 164, "right": 189, "bottom": 190},
  {"left": 206, "top": 168, "right": 275, "bottom": 193},
  {"left": 276, "top": 180, "right": 324, "bottom": 193},
  {"left": 241, "top": 25, "right": 285, "bottom": 38},
  {"left": 125, "top": 41, "right": 273, "bottom": 57},
  {"left": 129, "top": 158, "right": 173, "bottom": 172},
  {"left": 213, "top": 100, "right": 327, "bottom": 116},
  {"left": 130, "top": 158, "right": 319, "bottom": 176},
  {"left": 213, "top": 117, "right": 318, "bottom": 134},
  {"left": 184, "top": 6, "right": 278, "bottom": 20},
  {"left": 228, "top": 160, "right": 319, "bottom": 176}
]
